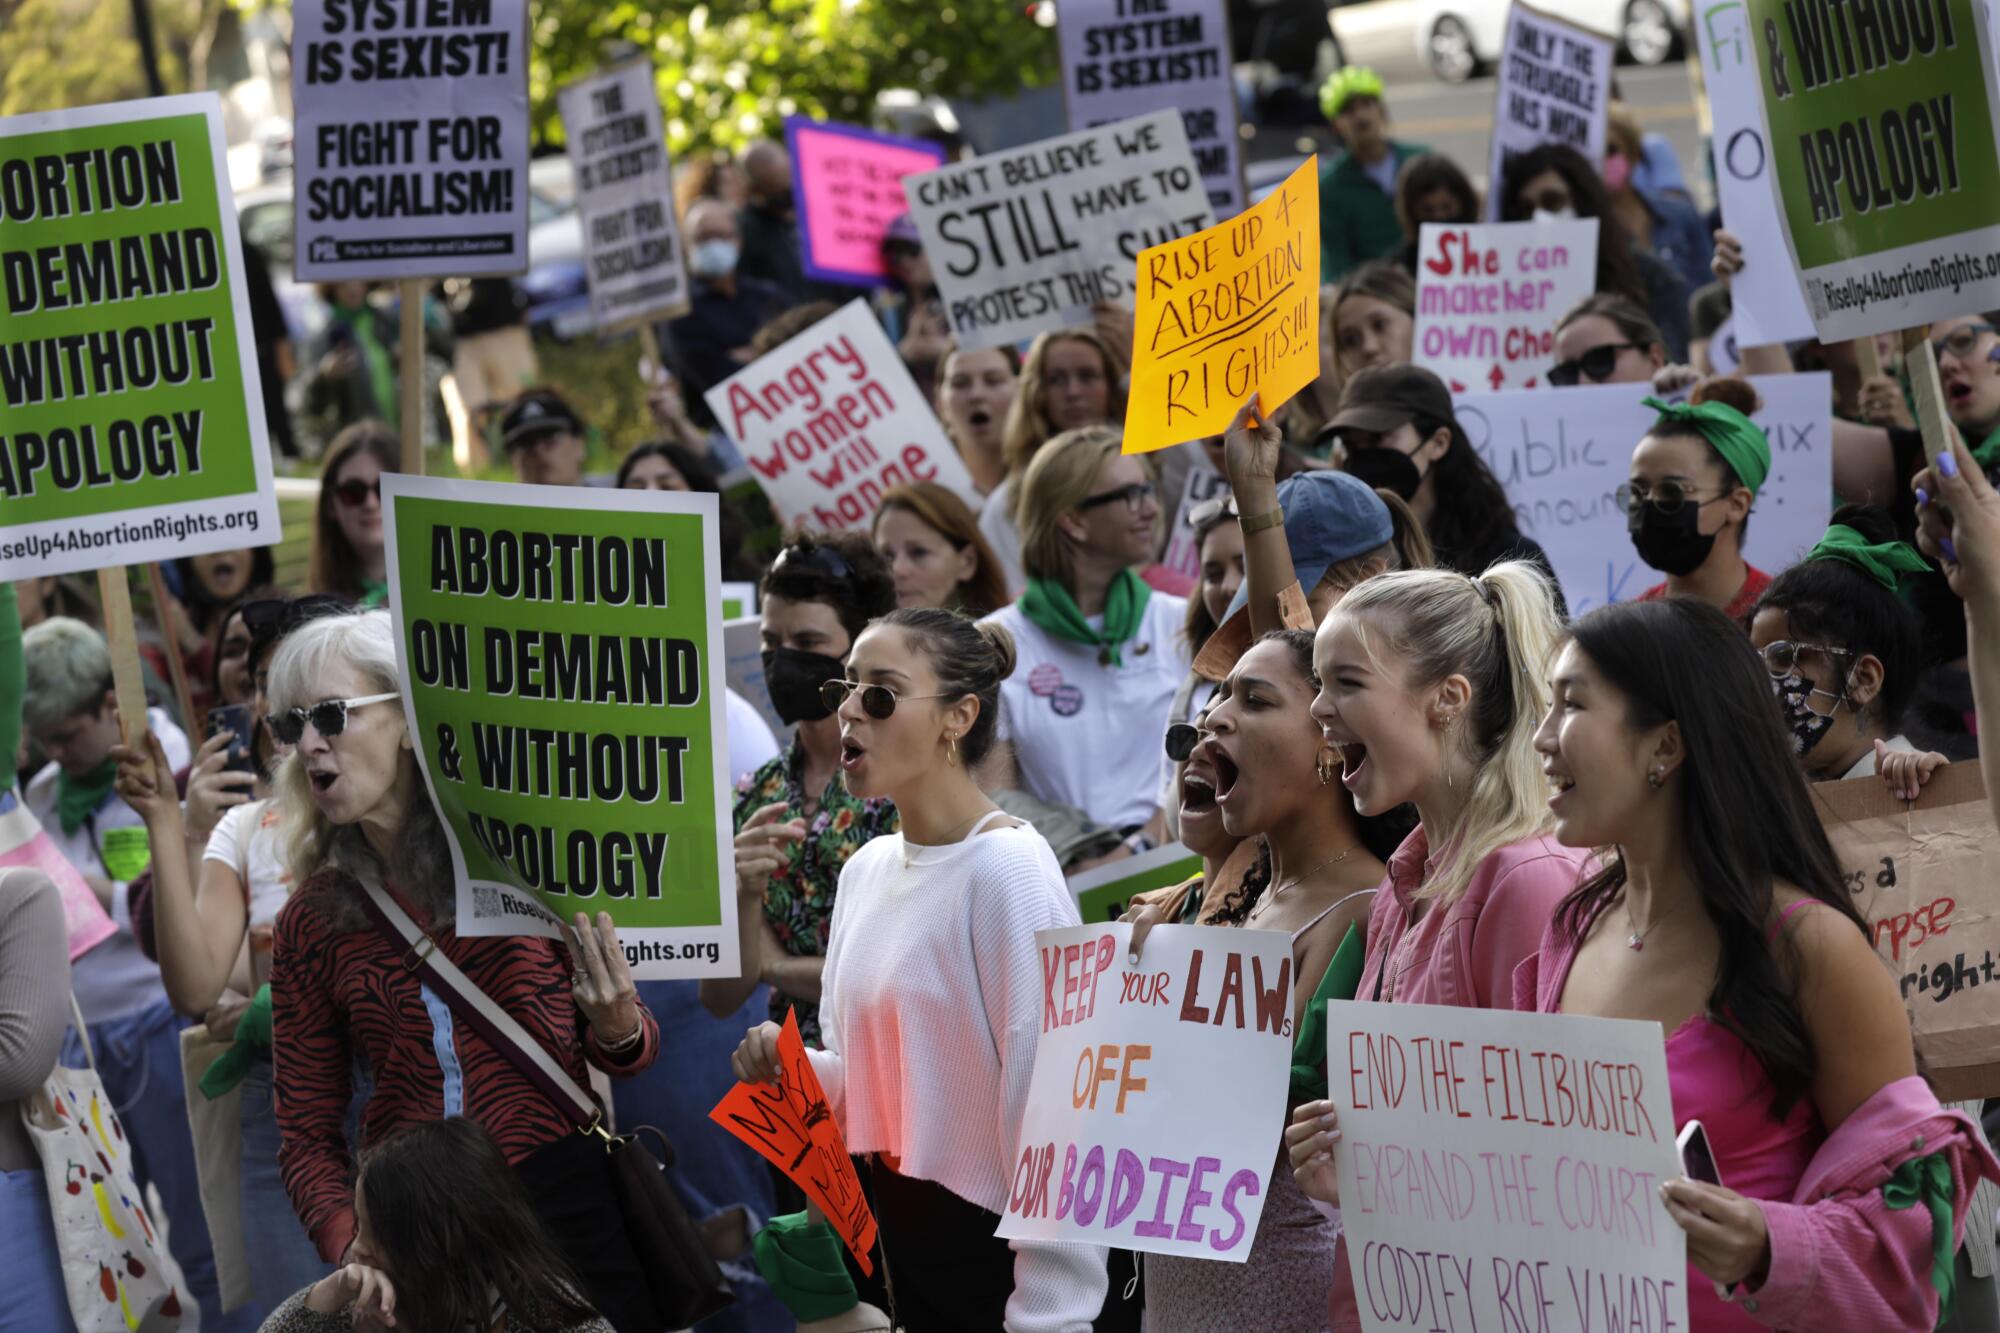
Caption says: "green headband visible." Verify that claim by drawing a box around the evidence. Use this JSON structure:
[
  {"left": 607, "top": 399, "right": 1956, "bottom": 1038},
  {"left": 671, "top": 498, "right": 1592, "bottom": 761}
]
[
  {"left": 1321, "top": 66, "right": 1385, "bottom": 120},
  {"left": 1640, "top": 396, "right": 1771, "bottom": 495},
  {"left": 1806, "top": 523, "right": 1931, "bottom": 591}
]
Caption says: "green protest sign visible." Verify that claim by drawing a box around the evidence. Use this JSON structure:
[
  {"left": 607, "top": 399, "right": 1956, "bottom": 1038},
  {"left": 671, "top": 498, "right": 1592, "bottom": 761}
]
[
  {"left": 1747, "top": 0, "right": 2000, "bottom": 338},
  {"left": 382, "top": 475, "right": 737, "bottom": 978},
  {"left": 0, "top": 93, "right": 279, "bottom": 580},
  {"left": 1066, "top": 842, "right": 1202, "bottom": 923}
]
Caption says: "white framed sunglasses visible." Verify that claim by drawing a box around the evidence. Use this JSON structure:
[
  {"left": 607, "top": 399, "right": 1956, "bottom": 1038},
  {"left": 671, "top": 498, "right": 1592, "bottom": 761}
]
[{"left": 267, "top": 692, "right": 401, "bottom": 745}]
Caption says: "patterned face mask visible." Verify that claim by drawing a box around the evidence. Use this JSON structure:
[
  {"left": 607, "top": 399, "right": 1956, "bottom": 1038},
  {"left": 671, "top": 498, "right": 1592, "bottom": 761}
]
[{"left": 1770, "top": 670, "right": 1842, "bottom": 757}]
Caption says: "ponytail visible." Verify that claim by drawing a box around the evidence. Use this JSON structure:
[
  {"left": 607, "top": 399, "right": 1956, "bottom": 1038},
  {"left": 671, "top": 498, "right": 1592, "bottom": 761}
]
[{"left": 1376, "top": 487, "right": 1435, "bottom": 572}]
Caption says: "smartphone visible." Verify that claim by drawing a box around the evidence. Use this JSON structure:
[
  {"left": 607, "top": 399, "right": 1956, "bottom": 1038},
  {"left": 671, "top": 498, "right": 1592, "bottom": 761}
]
[
  {"left": 1676, "top": 1119, "right": 1722, "bottom": 1187},
  {"left": 206, "top": 704, "right": 257, "bottom": 775}
]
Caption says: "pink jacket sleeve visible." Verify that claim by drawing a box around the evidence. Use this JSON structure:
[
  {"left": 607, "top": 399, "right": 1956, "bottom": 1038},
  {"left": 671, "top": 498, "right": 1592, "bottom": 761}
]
[{"left": 1465, "top": 855, "right": 1576, "bottom": 1011}]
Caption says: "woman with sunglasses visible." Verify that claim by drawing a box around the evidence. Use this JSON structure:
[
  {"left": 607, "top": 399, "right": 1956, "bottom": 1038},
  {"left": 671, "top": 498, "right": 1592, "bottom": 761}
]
[
  {"left": 734, "top": 609, "right": 1107, "bottom": 1330},
  {"left": 144, "top": 610, "right": 663, "bottom": 1333},
  {"left": 984, "top": 426, "right": 1189, "bottom": 850},
  {"left": 309, "top": 422, "right": 397, "bottom": 607},
  {"left": 1549, "top": 293, "right": 1686, "bottom": 389},
  {"left": 1624, "top": 377, "right": 1772, "bottom": 622}
]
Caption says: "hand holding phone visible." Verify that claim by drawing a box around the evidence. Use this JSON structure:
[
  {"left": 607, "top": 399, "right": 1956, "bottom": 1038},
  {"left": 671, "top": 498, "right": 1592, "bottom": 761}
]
[
  {"left": 1676, "top": 1119, "right": 1722, "bottom": 1187},
  {"left": 206, "top": 704, "right": 258, "bottom": 775}
]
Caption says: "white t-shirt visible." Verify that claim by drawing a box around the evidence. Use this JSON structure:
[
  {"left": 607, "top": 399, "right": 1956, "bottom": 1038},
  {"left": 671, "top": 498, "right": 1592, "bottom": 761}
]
[
  {"left": 985, "top": 592, "right": 1190, "bottom": 830},
  {"left": 725, "top": 687, "right": 781, "bottom": 786},
  {"left": 203, "top": 798, "right": 292, "bottom": 928},
  {"left": 977, "top": 477, "right": 1026, "bottom": 595}
]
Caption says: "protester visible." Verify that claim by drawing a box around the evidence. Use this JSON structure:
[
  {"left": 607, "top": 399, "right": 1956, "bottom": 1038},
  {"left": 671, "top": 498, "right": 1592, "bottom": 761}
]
[
  {"left": 1604, "top": 102, "right": 1711, "bottom": 300},
  {"left": 1626, "top": 378, "right": 1771, "bottom": 621},
  {"left": 207, "top": 588, "right": 272, "bottom": 710},
  {"left": 737, "top": 139, "right": 845, "bottom": 306},
  {"left": 0, "top": 869, "right": 73, "bottom": 1333},
  {"left": 308, "top": 422, "right": 396, "bottom": 607},
  {"left": 445, "top": 278, "right": 539, "bottom": 472},
  {"left": 1517, "top": 596, "right": 2000, "bottom": 1330},
  {"left": 259, "top": 1118, "right": 615, "bottom": 1333},
  {"left": 984, "top": 426, "right": 1189, "bottom": 843},
  {"left": 613, "top": 440, "right": 761, "bottom": 582},
  {"left": 937, "top": 342, "right": 1021, "bottom": 496},
  {"left": 499, "top": 388, "right": 589, "bottom": 488},
  {"left": 241, "top": 233, "right": 299, "bottom": 461},
  {"left": 1391, "top": 153, "right": 1480, "bottom": 276},
  {"left": 733, "top": 609, "right": 1109, "bottom": 1329},
  {"left": 871, "top": 482, "right": 1009, "bottom": 617},
  {"left": 237, "top": 610, "right": 663, "bottom": 1333},
  {"left": 299, "top": 282, "right": 405, "bottom": 450},
  {"left": 663, "top": 199, "right": 793, "bottom": 427},
  {"left": 1317, "top": 67, "right": 1428, "bottom": 282},
  {"left": 1326, "top": 261, "right": 1415, "bottom": 396},
  {"left": 1154, "top": 503, "right": 1243, "bottom": 840},
  {"left": 1550, "top": 293, "right": 1676, "bottom": 387},
  {"left": 1913, "top": 427, "right": 2000, "bottom": 831},
  {"left": 1145, "top": 699, "right": 1266, "bottom": 924},
  {"left": 702, "top": 535, "right": 900, "bottom": 1047},
  {"left": 675, "top": 148, "right": 749, "bottom": 221},
  {"left": 156, "top": 548, "right": 277, "bottom": 715}
]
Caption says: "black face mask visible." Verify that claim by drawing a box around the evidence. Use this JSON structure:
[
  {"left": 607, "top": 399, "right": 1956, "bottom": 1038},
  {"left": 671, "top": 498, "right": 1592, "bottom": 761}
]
[
  {"left": 1343, "top": 446, "right": 1423, "bottom": 501},
  {"left": 762, "top": 646, "right": 844, "bottom": 725},
  {"left": 1628, "top": 502, "right": 1717, "bottom": 576},
  {"left": 759, "top": 187, "right": 796, "bottom": 217}
]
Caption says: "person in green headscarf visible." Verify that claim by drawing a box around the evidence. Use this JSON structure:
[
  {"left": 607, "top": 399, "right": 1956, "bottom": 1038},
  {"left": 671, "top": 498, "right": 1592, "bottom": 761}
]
[
  {"left": 1317, "top": 65, "right": 1429, "bottom": 282},
  {"left": 1628, "top": 377, "right": 1773, "bottom": 623},
  {"left": 300, "top": 280, "right": 404, "bottom": 452}
]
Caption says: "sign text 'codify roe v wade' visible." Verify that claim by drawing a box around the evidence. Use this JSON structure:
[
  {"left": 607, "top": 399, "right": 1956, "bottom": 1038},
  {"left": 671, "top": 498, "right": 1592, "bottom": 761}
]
[
  {"left": 998, "top": 924, "right": 1294, "bottom": 1260},
  {"left": 1325, "top": 1001, "right": 1687, "bottom": 1333},
  {"left": 382, "top": 476, "right": 738, "bottom": 979}
]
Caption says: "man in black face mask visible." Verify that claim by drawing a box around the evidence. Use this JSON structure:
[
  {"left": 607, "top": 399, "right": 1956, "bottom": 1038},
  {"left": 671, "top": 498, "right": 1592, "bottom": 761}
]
[{"left": 736, "top": 139, "right": 868, "bottom": 307}]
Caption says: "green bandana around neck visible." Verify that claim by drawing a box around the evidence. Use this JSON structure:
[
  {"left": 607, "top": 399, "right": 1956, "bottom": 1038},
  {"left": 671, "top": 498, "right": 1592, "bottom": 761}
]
[
  {"left": 1806, "top": 523, "right": 1931, "bottom": 591},
  {"left": 1018, "top": 570, "right": 1153, "bottom": 667},
  {"left": 1641, "top": 396, "right": 1771, "bottom": 494},
  {"left": 1974, "top": 421, "right": 2000, "bottom": 469},
  {"left": 55, "top": 758, "right": 118, "bottom": 837}
]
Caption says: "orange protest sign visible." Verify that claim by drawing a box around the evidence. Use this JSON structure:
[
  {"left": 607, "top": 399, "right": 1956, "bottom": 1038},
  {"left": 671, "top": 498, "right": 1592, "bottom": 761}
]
[
  {"left": 708, "top": 1010, "right": 879, "bottom": 1273},
  {"left": 1124, "top": 155, "right": 1319, "bottom": 454}
]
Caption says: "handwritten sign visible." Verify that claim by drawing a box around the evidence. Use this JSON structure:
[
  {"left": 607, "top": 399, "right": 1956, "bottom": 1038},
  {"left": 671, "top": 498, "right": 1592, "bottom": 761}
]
[
  {"left": 704, "top": 299, "right": 978, "bottom": 530},
  {"left": 1453, "top": 373, "right": 1832, "bottom": 613},
  {"left": 1126, "top": 157, "right": 1319, "bottom": 453},
  {"left": 556, "top": 61, "right": 688, "bottom": 332},
  {"left": 1486, "top": 3, "right": 1613, "bottom": 221},
  {"left": 722, "top": 613, "right": 790, "bottom": 750},
  {"left": 1815, "top": 762, "right": 2000, "bottom": 1099},
  {"left": 786, "top": 118, "right": 946, "bottom": 289},
  {"left": 0, "top": 789, "right": 115, "bottom": 960},
  {"left": 1413, "top": 219, "right": 1598, "bottom": 392},
  {"left": 1324, "top": 1000, "right": 1687, "bottom": 1333},
  {"left": 1057, "top": 0, "right": 1245, "bottom": 215},
  {"left": 709, "top": 1010, "right": 878, "bottom": 1271},
  {"left": 1067, "top": 841, "right": 1204, "bottom": 922},
  {"left": 905, "top": 112, "right": 1213, "bottom": 351},
  {"left": 997, "top": 922, "right": 1293, "bottom": 1260}
]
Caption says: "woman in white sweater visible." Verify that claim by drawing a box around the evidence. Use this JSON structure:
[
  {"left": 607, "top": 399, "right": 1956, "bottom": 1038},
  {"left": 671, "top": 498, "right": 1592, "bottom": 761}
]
[{"left": 733, "top": 608, "right": 1108, "bottom": 1332}]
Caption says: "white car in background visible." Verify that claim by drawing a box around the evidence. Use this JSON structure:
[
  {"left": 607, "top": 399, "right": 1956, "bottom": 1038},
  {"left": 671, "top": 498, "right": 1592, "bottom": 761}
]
[{"left": 1412, "top": 0, "right": 1685, "bottom": 82}]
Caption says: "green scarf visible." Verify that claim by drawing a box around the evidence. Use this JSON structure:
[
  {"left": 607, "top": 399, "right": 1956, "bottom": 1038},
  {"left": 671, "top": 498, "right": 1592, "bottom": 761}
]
[
  {"left": 55, "top": 759, "right": 117, "bottom": 837},
  {"left": 359, "top": 578, "right": 389, "bottom": 608},
  {"left": 199, "top": 984, "right": 274, "bottom": 1099},
  {"left": 330, "top": 304, "right": 398, "bottom": 427},
  {"left": 1807, "top": 523, "right": 1932, "bottom": 591},
  {"left": 751, "top": 1211, "right": 858, "bottom": 1322},
  {"left": 1973, "top": 422, "right": 2000, "bottom": 470},
  {"left": 1642, "top": 396, "right": 1771, "bottom": 493},
  {"left": 1018, "top": 570, "right": 1152, "bottom": 667},
  {"left": 1882, "top": 1151, "right": 1956, "bottom": 1325}
]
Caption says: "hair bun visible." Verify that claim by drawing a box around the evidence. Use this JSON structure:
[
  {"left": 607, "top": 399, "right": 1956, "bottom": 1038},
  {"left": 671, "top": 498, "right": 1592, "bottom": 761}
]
[
  {"left": 976, "top": 620, "right": 1017, "bottom": 681},
  {"left": 1827, "top": 502, "right": 1899, "bottom": 545},
  {"left": 1690, "top": 375, "right": 1761, "bottom": 417}
]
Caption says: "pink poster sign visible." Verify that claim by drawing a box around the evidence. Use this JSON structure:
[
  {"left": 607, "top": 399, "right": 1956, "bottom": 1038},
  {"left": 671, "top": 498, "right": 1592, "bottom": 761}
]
[
  {"left": 0, "top": 791, "right": 116, "bottom": 960},
  {"left": 785, "top": 117, "right": 946, "bottom": 288}
]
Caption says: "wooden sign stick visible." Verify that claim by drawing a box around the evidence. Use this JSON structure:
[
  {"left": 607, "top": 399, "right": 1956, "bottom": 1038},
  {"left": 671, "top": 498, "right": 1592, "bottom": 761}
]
[
  {"left": 143, "top": 562, "right": 200, "bottom": 735},
  {"left": 94, "top": 568, "right": 152, "bottom": 749},
  {"left": 1903, "top": 326, "right": 1953, "bottom": 460},
  {"left": 400, "top": 279, "right": 425, "bottom": 476}
]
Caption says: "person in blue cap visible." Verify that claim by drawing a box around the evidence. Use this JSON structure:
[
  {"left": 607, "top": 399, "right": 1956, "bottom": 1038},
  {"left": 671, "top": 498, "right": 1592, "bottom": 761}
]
[{"left": 1317, "top": 67, "right": 1429, "bottom": 283}]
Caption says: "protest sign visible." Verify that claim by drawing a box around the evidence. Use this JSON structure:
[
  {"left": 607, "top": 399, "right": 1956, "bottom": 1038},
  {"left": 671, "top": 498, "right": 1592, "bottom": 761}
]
[
  {"left": 292, "top": 0, "right": 529, "bottom": 280},
  {"left": 1067, "top": 841, "right": 1204, "bottom": 921},
  {"left": 723, "top": 614, "right": 790, "bottom": 750},
  {"left": 1159, "top": 461, "right": 1228, "bottom": 585},
  {"left": 1412, "top": 219, "right": 1598, "bottom": 392},
  {"left": 710, "top": 1009, "right": 878, "bottom": 1271},
  {"left": 1815, "top": 762, "right": 2000, "bottom": 1099},
  {"left": 905, "top": 112, "right": 1214, "bottom": 351},
  {"left": 1747, "top": 0, "right": 2000, "bottom": 340},
  {"left": 557, "top": 61, "right": 687, "bottom": 333},
  {"left": 1453, "top": 373, "right": 1832, "bottom": 612},
  {"left": 997, "top": 922, "right": 1293, "bottom": 1260},
  {"left": 1126, "top": 157, "right": 1319, "bottom": 453},
  {"left": 381, "top": 475, "right": 736, "bottom": 978},
  {"left": 1697, "top": 0, "right": 1816, "bottom": 347},
  {"left": 1486, "top": 3, "right": 1614, "bottom": 220},
  {"left": 0, "top": 789, "right": 116, "bottom": 961},
  {"left": 719, "top": 581, "right": 757, "bottom": 621},
  {"left": 1323, "top": 999, "right": 1687, "bottom": 1333},
  {"left": 0, "top": 94, "right": 280, "bottom": 582},
  {"left": 785, "top": 118, "right": 946, "bottom": 289},
  {"left": 1058, "top": 0, "right": 1246, "bottom": 215},
  {"left": 705, "top": 299, "right": 978, "bottom": 529}
]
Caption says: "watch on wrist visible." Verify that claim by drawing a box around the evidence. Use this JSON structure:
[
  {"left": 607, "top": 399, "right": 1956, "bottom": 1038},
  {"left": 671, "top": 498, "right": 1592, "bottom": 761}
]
[{"left": 1238, "top": 507, "right": 1285, "bottom": 534}]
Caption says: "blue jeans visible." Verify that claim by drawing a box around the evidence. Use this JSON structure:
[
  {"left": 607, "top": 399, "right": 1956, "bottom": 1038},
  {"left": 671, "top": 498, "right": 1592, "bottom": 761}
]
[
  {"left": 0, "top": 1167, "right": 79, "bottom": 1333},
  {"left": 237, "top": 1060, "right": 329, "bottom": 1318},
  {"left": 63, "top": 997, "right": 260, "bottom": 1333},
  {"left": 613, "top": 980, "right": 790, "bottom": 1333}
]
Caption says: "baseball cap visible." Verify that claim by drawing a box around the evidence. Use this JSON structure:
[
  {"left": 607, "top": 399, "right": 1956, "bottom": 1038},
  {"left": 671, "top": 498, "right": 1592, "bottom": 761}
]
[
  {"left": 1327, "top": 364, "right": 1456, "bottom": 439},
  {"left": 499, "top": 388, "right": 583, "bottom": 451}
]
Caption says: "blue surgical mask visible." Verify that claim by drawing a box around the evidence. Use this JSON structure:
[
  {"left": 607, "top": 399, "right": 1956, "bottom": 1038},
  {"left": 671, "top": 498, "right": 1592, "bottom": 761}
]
[{"left": 689, "top": 238, "right": 740, "bottom": 278}]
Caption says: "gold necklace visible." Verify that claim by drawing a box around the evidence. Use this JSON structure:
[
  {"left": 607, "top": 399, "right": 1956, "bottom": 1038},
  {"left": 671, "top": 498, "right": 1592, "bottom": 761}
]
[{"left": 1247, "top": 844, "right": 1359, "bottom": 923}]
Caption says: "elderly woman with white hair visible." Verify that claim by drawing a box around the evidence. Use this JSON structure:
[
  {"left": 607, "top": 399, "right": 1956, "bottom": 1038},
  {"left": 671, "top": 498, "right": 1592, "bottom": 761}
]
[{"left": 111, "top": 609, "right": 664, "bottom": 1333}]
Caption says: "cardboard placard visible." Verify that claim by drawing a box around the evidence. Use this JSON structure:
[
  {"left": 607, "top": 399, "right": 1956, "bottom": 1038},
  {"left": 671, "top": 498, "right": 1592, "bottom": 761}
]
[
  {"left": 557, "top": 61, "right": 688, "bottom": 332},
  {"left": 722, "top": 613, "right": 790, "bottom": 751},
  {"left": 381, "top": 475, "right": 737, "bottom": 978},
  {"left": 785, "top": 118, "right": 946, "bottom": 289},
  {"left": 1412, "top": 219, "right": 1599, "bottom": 392},
  {"left": 0, "top": 94, "right": 280, "bottom": 580},
  {"left": 1067, "top": 841, "right": 1204, "bottom": 922},
  {"left": 292, "top": 0, "right": 530, "bottom": 279},
  {"left": 1324, "top": 1000, "right": 1687, "bottom": 1332},
  {"left": 704, "top": 299, "right": 978, "bottom": 530},
  {"left": 1126, "top": 157, "right": 1319, "bottom": 453},
  {"left": 709, "top": 1010, "right": 879, "bottom": 1272},
  {"left": 1452, "top": 373, "right": 1833, "bottom": 612},
  {"left": 0, "top": 790, "right": 116, "bottom": 961},
  {"left": 1486, "top": 3, "right": 1615, "bottom": 220},
  {"left": 996, "top": 922, "right": 1293, "bottom": 1260},
  {"left": 1813, "top": 761, "right": 2000, "bottom": 1100},
  {"left": 1057, "top": 0, "right": 1246, "bottom": 215},
  {"left": 904, "top": 112, "right": 1214, "bottom": 352}
]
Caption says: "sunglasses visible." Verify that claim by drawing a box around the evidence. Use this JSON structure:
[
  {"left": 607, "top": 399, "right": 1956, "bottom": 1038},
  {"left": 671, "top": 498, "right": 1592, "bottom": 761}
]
[
  {"left": 267, "top": 692, "right": 400, "bottom": 745},
  {"left": 1614, "top": 479, "right": 1731, "bottom": 514},
  {"left": 1164, "top": 722, "right": 1201, "bottom": 762},
  {"left": 334, "top": 478, "right": 381, "bottom": 507},
  {"left": 772, "top": 544, "right": 852, "bottom": 582},
  {"left": 1186, "top": 495, "right": 1240, "bottom": 527},
  {"left": 1078, "top": 481, "right": 1155, "bottom": 513},
  {"left": 1931, "top": 324, "right": 2000, "bottom": 360},
  {"left": 819, "top": 679, "right": 957, "bottom": 721},
  {"left": 1548, "top": 343, "right": 1642, "bottom": 387},
  {"left": 1758, "top": 639, "right": 1853, "bottom": 677}
]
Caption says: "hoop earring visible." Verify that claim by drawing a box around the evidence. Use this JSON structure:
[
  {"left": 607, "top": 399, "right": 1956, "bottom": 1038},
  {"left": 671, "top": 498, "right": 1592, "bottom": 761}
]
[
  {"left": 1316, "top": 746, "right": 1338, "bottom": 787},
  {"left": 947, "top": 736, "right": 961, "bottom": 768}
]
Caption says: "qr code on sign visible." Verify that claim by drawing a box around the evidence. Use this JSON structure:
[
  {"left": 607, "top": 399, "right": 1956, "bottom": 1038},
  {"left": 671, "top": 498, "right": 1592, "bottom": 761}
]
[{"left": 472, "top": 886, "right": 504, "bottom": 917}]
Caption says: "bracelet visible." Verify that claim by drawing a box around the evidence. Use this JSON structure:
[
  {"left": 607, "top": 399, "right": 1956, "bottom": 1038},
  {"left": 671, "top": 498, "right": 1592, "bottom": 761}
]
[
  {"left": 598, "top": 1022, "right": 644, "bottom": 1054},
  {"left": 1237, "top": 507, "right": 1285, "bottom": 534}
]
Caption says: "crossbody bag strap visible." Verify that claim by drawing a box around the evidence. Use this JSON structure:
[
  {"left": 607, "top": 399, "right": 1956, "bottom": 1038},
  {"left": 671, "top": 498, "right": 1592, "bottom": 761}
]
[{"left": 354, "top": 878, "right": 600, "bottom": 1131}]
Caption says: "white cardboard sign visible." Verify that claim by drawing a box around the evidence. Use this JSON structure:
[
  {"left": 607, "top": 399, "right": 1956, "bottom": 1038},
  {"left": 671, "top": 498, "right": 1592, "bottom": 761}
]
[
  {"left": 1486, "top": 4, "right": 1614, "bottom": 221},
  {"left": 557, "top": 62, "right": 688, "bottom": 332},
  {"left": 1414, "top": 219, "right": 1599, "bottom": 392}
]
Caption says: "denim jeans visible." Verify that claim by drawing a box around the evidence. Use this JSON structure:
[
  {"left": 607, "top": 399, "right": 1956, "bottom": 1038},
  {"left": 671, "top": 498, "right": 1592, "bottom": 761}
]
[
  {"left": 236, "top": 1059, "right": 329, "bottom": 1318},
  {"left": 0, "top": 1167, "right": 80, "bottom": 1333}
]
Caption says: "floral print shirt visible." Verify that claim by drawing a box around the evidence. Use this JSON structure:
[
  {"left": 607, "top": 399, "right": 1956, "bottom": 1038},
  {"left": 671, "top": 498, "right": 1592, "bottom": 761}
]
[{"left": 733, "top": 737, "right": 899, "bottom": 1046}]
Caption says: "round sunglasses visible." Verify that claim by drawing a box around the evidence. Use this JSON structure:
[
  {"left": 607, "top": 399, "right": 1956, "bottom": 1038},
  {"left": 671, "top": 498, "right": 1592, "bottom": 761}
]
[
  {"left": 267, "top": 692, "right": 400, "bottom": 745},
  {"left": 819, "top": 679, "right": 957, "bottom": 720}
]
